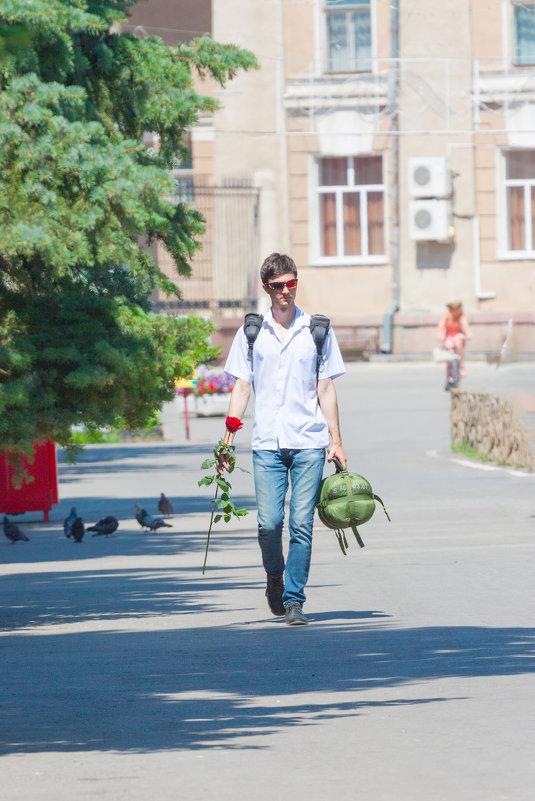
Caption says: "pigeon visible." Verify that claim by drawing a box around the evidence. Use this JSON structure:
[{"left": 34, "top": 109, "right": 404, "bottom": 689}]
[
  {"left": 3, "top": 516, "right": 29, "bottom": 543},
  {"left": 135, "top": 504, "right": 149, "bottom": 529},
  {"left": 146, "top": 518, "right": 172, "bottom": 532},
  {"left": 71, "top": 517, "right": 85, "bottom": 543},
  {"left": 63, "top": 506, "right": 78, "bottom": 539},
  {"left": 157, "top": 493, "right": 173, "bottom": 517},
  {"left": 87, "top": 516, "right": 119, "bottom": 537},
  {"left": 134, "top": 504, "right": 171, "bottom": 532}
]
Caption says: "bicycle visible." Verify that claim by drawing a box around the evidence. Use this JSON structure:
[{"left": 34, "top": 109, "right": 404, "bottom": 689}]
[{"left": 433, "top": 344, "right": 461, "bottom": 391}]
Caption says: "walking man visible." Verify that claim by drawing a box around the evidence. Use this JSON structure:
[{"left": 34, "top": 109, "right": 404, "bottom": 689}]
[{"left": 219, "top": 253, "right": 347, "bottom": 625}]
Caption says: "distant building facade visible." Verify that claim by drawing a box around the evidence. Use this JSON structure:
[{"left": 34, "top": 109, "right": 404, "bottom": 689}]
[{"left": 126, "top": 0, "right": 535, "bottom": 357}]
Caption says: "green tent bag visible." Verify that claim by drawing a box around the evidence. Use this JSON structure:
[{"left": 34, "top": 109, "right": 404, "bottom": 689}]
[{"left": 316, "top": 458, "right": 391, "bottom": 555}]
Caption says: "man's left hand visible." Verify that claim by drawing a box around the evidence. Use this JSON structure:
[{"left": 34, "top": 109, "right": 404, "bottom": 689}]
[{"left": 327, "top": 443, "right": 347, "bottom": 468}]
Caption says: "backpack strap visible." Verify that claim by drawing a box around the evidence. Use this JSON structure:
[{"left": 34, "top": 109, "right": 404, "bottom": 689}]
[
  {"left": 372, "top": 493, "right": 391, "bottom": 522},
  {"left": 351, "top": 524, "right": 365, "bottom": 548},
  {"left": 243, "top": 313, "right": 264, "bottom": 364},
  {"left": 335, "top": 529, "right": 349, "bottom": 555},
  {"left": 309, "top": 314, "right": 330, "bottom": 381},
  {"left": 244, "top": 312, "right": 329, "bottom": 377}
]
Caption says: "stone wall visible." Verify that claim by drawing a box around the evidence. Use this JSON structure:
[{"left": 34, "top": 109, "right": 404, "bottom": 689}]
[{"left": 450, "top": 389, "right": 535, "bottom": 471}]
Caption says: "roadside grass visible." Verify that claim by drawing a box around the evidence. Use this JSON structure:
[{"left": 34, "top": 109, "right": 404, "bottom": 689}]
[
  {"left": 70, "top": 428, "right": 122, "bottom": 445},
  {"left": 451, "top": 440, "right": 493, "bottom": 463},
  {"left": 451, "top": 439, "right": 527, "bottom": 470}
]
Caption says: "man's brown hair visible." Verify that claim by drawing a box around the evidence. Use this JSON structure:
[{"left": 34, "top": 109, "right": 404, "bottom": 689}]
[{"left": 260, "top": 253, "right": 298, "bottom": 284}]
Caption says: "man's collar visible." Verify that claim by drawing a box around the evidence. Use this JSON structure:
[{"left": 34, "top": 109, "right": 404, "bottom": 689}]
[{"left": 265, "top": 306, "right": 305, "bottom": 329}]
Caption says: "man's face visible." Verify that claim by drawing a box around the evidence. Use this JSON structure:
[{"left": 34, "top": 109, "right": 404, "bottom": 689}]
[{"left": 263, "top": 272, "right": 298, "bottom": 312}]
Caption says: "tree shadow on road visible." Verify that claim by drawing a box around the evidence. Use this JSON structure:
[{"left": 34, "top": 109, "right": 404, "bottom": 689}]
[
  {"left": 1, "top": 595, "right": 534, "bottom": 754},
  {"left": 2, "top": 442, "right": 534, "bottom": 756},
  {"left": 56, "top": 441, "right": 251, "bottom": 478},
  {"left": 1, "top": 560, "right": 258, "bottom": 630}
]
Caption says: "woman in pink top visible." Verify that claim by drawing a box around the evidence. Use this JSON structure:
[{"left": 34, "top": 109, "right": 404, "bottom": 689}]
[{"left": 437, "top": 301, "right": 472, "bottom": 377}]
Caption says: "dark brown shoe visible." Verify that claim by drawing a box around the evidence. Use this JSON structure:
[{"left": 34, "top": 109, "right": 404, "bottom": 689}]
[{"left": 265, "top": 575, "right": 285, "bottom": 616}]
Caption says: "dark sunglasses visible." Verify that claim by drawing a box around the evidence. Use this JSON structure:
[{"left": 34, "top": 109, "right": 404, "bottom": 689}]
[{"left": 264, "top": 278, "right": 298, "bottom": 291}]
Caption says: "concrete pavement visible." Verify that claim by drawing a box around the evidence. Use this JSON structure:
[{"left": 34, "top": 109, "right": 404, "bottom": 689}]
[{"left": 1, "top": 361, "right": 534, "bottom": 801}]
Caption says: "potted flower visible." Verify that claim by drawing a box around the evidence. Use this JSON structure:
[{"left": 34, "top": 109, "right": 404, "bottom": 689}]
[{"left": 192, "top": 371, "right": 235, "bottom": 417}]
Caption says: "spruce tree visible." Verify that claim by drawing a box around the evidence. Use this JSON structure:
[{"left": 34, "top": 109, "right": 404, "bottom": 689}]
[{"left": 0, "top": 1, "right": 257, "bottom": 477}]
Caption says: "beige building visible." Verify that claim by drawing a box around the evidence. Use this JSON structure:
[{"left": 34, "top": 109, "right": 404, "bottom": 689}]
[{"left": 128, "top": 0, "right": 535, "bottom": 358}]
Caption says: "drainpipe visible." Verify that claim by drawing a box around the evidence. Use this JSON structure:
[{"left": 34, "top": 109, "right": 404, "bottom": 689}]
[{"left": 381, "top": 0, "right": 400, "bottom": 353}]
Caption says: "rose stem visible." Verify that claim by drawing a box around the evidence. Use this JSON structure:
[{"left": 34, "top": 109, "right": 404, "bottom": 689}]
[{"left": 202, "top": 484, "right": 219, "bottom": 574}]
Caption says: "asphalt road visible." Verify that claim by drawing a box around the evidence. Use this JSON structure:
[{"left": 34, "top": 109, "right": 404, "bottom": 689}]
[{"left": 1, "top": 361, "right": 534, "bottom": 801}]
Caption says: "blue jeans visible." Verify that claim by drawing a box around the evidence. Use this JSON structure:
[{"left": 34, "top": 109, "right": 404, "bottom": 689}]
[{"left": 253, "top": 448, "right": 325, "bottom": 607}]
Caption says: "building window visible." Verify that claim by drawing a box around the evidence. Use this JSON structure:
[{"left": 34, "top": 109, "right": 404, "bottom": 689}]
[
  {"left": 325, "top": 0, "right": 372, "bottom": 73},
  {"left": 171, "top": 133, "right": 195, "bottom": 203},
  {"left": 514, "top": 2, "right": 535, "bottom": 65},
  {"left": 318, "top": 156, "right": 384, "bottom": 260},
  {"left": 505, "top": 150, "right": 535, "bottom": 252}
]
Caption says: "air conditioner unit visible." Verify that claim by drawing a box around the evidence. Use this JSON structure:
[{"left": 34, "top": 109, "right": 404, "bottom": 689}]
[
  {"left": 409, "top": 199, "right": 451, "bottom": 241},
  {"left": 408, "top": 157, "right": 449, "bottom": 198}
]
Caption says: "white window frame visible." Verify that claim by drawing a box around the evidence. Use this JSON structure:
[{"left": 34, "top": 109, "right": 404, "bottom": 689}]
[
  {"left": 312, "top": 155, "right": 386, "bottom": 266},
  {"left": 323, "top": 0, "right": 375, "bottom": 75},
  {"left": 502, "top": 0, "right": 512, "bottom": 65},
  {"left": 498, "top": 148, "right": 535, "bottom": 259}
]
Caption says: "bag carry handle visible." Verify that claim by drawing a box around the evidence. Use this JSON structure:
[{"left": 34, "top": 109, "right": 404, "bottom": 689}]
[{"left": 332, "top": 456, "right": 346, "bottom": 473}]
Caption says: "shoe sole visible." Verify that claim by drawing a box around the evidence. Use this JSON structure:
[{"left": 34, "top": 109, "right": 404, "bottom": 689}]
[{"left": 285, "top": 613, "right": 309, "bottom": 625}]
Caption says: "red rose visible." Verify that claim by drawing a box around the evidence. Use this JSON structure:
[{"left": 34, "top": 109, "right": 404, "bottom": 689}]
[{"left": 225, "top": 416, "right": 243, "bottom": 433}]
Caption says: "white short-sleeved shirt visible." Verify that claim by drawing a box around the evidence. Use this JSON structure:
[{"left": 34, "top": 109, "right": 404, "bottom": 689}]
[{"left": 224, "top": 307, "right": 345, "bottom": 450}]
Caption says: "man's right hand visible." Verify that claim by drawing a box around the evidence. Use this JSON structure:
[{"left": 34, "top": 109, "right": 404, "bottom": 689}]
[{"left": 216, "top": 448, "right": 229, "bottom": 475}]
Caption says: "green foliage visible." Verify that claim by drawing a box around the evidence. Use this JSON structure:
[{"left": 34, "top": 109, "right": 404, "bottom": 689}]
[
  {"left": 0, "top": 23, "right": 34, "bottom": 64},
  {"left": 0, "top": 0, "right": 258, "bottom": 470},
  {"left": 70, "top": 409, "right": 162, "bottom": 444},
  {"left": 70, "top": 427, "right": 122, "bottom": 445}
]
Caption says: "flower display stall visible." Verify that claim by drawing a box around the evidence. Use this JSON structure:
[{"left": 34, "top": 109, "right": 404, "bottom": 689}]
[{"left": 192, "top": 372, "right": 235, "bottom": 417}]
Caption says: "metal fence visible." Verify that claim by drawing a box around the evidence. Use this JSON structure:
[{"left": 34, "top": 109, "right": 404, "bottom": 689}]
[{"left": 153, "top": 178, "right": 261, "bottom": 317}]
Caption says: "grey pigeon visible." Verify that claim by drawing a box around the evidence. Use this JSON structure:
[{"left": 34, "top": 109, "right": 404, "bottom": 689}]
[
  {"left": 147, "top": 518, "right": 172, "bottom": 532},
  {"left": 135, "top": 504, "right": 148, "bottom": 529},
  {"left": 158, "top": 493, "right": 173, "bottom": 517},
  {"left": 64, "top": 506, "right": 78, "bottom": 539},
  {"left": 135, "top": 505, "right": 156, "bottom": 529},
  {"left": 87, "top": 516, "right": 118, "bottom": 537},
  {"left": 3, "top": 516, "right": 29, "bottom": 543},
  {"left": 71, "top": 517, "right": 85, "bottom": 543},
  {"left": 134, "top": 504, "right": 171, "bottom": 532}
]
